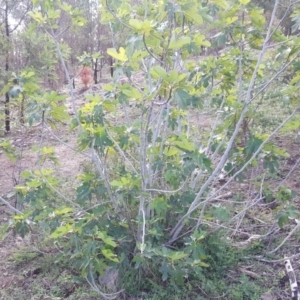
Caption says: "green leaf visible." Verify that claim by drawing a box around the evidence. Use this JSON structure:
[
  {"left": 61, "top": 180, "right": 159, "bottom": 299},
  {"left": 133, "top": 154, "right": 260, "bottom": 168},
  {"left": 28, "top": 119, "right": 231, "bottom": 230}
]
[
  {"left": 211, "top": 206, "right": 230, "bottom": 221},
  {"left": 110, "top": 179, "right": 123, "bottom": 187},
  {"left": 186, "top": 12, "right": 203, "bottom": 25},
  {"left": 131, "top": 50, "right": 148, "bottom": 61},
  {"left": 24, "top": 71, "right": 35, "bottom": 78},
  {"left": 192, "top": 152, "right": 212, "bottom": 172},
  {"left": 169, "top": 251, "right": 187, "bottom": 261},
  {"left": 271, "top": 146, "right": 290, "bottom": 158},
  {"left": 212, "top": 0, "right": 229, "bottom": 10},
  {"left": 193, "top": 34, "right": 211, "bottom": 47},
  {"left": 276, "top": 187, "right": 295, "bottom": 202},
  {"left": 129, "top": 19, "right": 143, "bottom": 30},
  {"left": 277, "top": 212, "right": 289, "bottom": 228},
  {"left": 102, "top": 100, "right": 117, "bottom": 112},
  {"left": 159, "top": 263, "right": 171, "bottom": 281},
  {"left": 72, "top": 16, "right": 86, "bottom": 27},
  {"left": 0, "top": 223, "right": 10, "bottom": 240},
  {"left": 249, "top": 9, "right": 266, "bottom": 27},
  {"left": 132, "top": 254, "right": 143, "bottom": 269},
  {"left": 226, "top": 17, "right": 238, "bottom": 24},
  {"left": 26, "top": 179, "right": 42, "bottom": 188},
  {"left": 54, "top": 207, "right": 73, "bottom": 215},
  {"left": 107, "top": 47, "right": 128, "bottom": 62},
  {"left": 15, "top": 221, "right": 29, "bottom": 238},
  {"left": 245, "top": 136, "right": 263, "bottom": 156},
  {"left": 76, "top": 183, "right": 92, "bottom": 202},
  {"left": 50, "top": 224, "right": 72, "bottom": 238},
  {"left": 169, "top": 36, "right": 191, "bottom": 50},
  {"left": 101, "top": 249, "right": 119, "bottom": 262},
  {"left": 150, "top": 197, "right": 169, "bottom": 218},
  {"left": 20, "top": 170, "right": 32, "bottom": 179},
  {"left": 9, "top": 85, "right": 23, "bottom": 98},
  {"left": 239, "top": 0, "right": 250, "bottom": 4},
  {"left": 198, "top": 261, "right": 210, "bottom": 267},
  {"left": 0, "top": 141, "right": 17, "bottom": 162},
  {"left": 128, "top": 19, "right": 153, "bottom": 34},
  {"left": 263, "top": 155, "right": 279, "bottom": 173},
  {"left": 44, "top": 91, "right": 67, "bottom": 102},
  {"left": 97, "top": 231, "right": 117, "bottom": 248},
  {"left": 150, "top": 66, "right": 167, "bottom": 79},
  {"left": 121, "top": 87, "right": 142, "bottom": 100},
  {"left": 48, "top": 9, "right": 61, "bottom": 19},
  {"left": 50, "top": 105, "right": 70, "bottom": 122},
  {"left": 164, "top": 146, "right": 179, "bottom": 156},
  {"left": 285, "top": 205, "right": 300, "bottom": 219},
  {"left": 29, "top": 10, "right": 47, "bottom": 23},
  {"left": 93, "top": 127, "right": 113, "bottom": 150},
  {"left": 173, "top": 89, "right": 191, "bottom": 108},
  {"left": 174, "top": 139, "right": 195, "bottom": 152},
  {"left": 290, "top": 73, "right": 300, "bottom": 85},
  {"left": 280, "top": 119, "right": 300, "bottom": 133},
  {"left": 59, "top": 2, "right": 72, "bottom": 13}
]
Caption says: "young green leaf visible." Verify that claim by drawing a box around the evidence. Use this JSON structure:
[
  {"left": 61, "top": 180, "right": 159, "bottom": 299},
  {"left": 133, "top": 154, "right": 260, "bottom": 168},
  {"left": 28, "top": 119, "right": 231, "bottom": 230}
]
[
  {"left": 239, "top": 0, "right": 250, "bottom": 4},
  {"left": 101, "top": 249, "right": 119, "bottom": 262},
  {"left": 150, "top": 66, "right": 167, "bottom": 79},
  {"left": 50, "top": 224, "right": 72, "bottom": 238},
  {"left": 107, "top": 47, "right": 128, "bottom": 62}
]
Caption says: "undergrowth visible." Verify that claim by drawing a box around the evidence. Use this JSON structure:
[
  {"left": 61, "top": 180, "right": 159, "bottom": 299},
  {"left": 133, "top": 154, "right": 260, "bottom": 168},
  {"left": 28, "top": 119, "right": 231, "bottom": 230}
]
[{"left": 1, "top": 231, "right": 268, "bottom": 300}]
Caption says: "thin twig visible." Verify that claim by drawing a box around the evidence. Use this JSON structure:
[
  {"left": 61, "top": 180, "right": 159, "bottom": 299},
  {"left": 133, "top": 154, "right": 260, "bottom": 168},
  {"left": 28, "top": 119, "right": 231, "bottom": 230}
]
[
  {"left": 142, "top": 34, "right": 164, "bottom": 65},
  {"left": 268, "top": 221, "right": 300, "bottom": 254},
  {"left": 145, "top": 178, "right": 189, "bottom": 194},
  {"left": 0, "top": 195, "right": 23, "bottom": 214},
  {"left": 275, "top": 155, "right": 300, "bottom": 191},
  {"left": 105, "top": 0, "right": 132, "bottom": 30},
  {"left": 106, "top": 130, "right": 139, "bottom": 174},
  {"left": 45, "top": 122, "right": 92, "bottom": 159},
  {"left": 255, "top": 252, "right": 300, "bottom": 263}
]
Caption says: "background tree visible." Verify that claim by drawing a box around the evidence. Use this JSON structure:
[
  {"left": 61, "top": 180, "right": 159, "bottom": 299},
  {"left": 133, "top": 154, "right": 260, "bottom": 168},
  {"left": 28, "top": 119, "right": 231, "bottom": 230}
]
[{"left": 0, "top": 0, "right": 31, "bottom": 132}]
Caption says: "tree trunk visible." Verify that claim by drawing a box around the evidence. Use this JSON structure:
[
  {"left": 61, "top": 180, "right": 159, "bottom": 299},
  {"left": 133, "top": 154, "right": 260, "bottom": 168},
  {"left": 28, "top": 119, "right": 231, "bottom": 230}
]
[
  {"left": 109, "top": 56, "right": 114, "bottom": 77},
  {"left": 93, "top": 58, "right": 98, "bottom": 84},
  {"left": 4, "top": 0, "right": 10, "bottom": 132}
]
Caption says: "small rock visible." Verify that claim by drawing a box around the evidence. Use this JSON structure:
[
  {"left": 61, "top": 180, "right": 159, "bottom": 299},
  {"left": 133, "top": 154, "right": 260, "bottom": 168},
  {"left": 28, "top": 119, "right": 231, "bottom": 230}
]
[{"left": 98, "top": 267, "right": 119, "bottom": 291}]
